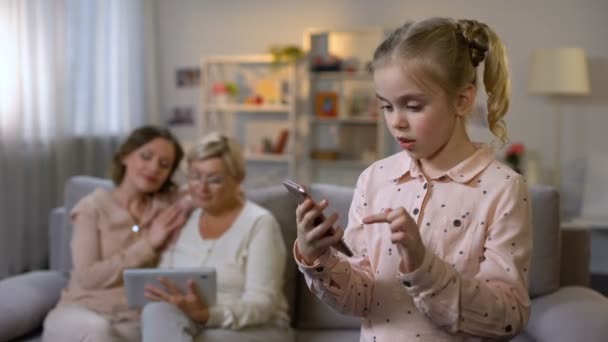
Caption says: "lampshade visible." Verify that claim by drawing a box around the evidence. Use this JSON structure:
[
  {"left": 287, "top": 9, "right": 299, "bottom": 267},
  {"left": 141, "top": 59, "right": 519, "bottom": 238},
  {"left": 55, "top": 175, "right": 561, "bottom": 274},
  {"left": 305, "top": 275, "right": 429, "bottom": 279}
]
[{"left": 529, "top": 48, "right": 591, "bottom": 96}]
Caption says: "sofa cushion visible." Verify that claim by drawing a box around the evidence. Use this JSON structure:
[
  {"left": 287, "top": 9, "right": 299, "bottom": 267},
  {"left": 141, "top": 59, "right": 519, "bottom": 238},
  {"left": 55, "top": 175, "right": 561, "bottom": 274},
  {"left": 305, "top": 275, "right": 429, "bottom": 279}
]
[
  {"left": 51, "top": 176, "right": 564, "bottom": 329},
  {"left": 295, "top": 285, "right": 361, "bottom": 329},
  {"left": 60, "top": 176, "right": 114, "bottom": 270},
  {"left": 246, "top": 183, "right": 362, "bottom": 330},
  {"left": 64, "top": 175, "right": 114, "bottom": 215},
  {"left": 246, "top": 185, "right": 300, "bottom": 323},
  {"left": 526, "top": 286, "right": 608, "bottom": 341},
  {"left": 309, "top": 184, "right": 354, "bottom": 230},
  {"left": 528, "top": 186, "right": 561, "bottom": 297},
  {"left": 292, "top": 184, "right": 361, "bottom": 329},
  {"left": 48, "top": 207, "right": 69, "bottom": 273},
  {"left": 0, "top": 271, "right": 67, "bottom": 341}
]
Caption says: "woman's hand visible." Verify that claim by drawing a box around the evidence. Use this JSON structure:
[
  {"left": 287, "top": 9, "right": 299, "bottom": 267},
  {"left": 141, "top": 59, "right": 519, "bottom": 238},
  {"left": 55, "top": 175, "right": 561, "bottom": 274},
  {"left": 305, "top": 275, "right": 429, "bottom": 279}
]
[
  {"left": 145, "top": 278, "right": 210, "bottom": 324},
  {"left": 295, "top": 198, "right": 343, "bottom": 265},
  {"left": 147, "top": 204, "right": 187, "bottom": 250},
  {"left": 363, "top": 208, "right": 426, "bottom": 273}
]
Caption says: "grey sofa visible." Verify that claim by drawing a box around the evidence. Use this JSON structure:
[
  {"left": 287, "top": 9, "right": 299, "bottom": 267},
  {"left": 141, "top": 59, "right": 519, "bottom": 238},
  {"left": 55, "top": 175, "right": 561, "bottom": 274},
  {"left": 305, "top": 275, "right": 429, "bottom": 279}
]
[{"left": 1, "top": 175, "right": 608, "bottom": 342}]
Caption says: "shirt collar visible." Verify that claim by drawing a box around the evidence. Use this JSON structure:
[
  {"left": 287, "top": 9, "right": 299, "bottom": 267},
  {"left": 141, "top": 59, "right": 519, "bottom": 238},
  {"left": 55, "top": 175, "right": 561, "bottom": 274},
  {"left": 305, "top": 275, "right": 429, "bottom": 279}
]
[
  {"left": 382, "top": 151, "right": 419, "bottom": 182},
  {"left": 382, "top": 143, "right": 494, "bottom": 183},
  {"left": 445, "top": 143, "right": 495, "bottom": 183}
]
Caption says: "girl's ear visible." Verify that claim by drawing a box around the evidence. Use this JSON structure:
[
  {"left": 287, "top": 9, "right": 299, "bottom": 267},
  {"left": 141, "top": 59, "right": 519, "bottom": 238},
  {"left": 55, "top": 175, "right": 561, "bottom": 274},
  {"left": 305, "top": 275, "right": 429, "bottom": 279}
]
[{"left": 455, "top": 84, "right": 477, "bottom": 118}]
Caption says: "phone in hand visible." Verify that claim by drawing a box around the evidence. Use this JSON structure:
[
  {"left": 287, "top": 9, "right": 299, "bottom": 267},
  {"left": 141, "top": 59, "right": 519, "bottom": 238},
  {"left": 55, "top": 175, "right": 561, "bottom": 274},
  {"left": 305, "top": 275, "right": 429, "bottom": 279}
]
[{"left": 283, "top": 179, "right": 353, "bottom": 257}]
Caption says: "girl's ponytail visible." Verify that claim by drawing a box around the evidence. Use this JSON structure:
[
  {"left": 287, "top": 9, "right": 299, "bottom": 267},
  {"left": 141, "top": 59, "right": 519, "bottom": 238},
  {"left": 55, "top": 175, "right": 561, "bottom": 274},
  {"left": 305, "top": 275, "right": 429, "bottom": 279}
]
[{"left": 458, "top": 20, "right": 511, "bottom": 146}]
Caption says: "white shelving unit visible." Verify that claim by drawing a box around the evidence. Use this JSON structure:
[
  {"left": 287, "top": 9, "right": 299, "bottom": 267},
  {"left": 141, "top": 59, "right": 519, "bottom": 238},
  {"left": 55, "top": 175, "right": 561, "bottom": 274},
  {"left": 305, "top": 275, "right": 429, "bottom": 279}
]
[
  {"left": 199, "top": 54, "right": 298, "bottom": 189},
  {"left": 301, "top": 28, "right": 391, "bottom": 186}
]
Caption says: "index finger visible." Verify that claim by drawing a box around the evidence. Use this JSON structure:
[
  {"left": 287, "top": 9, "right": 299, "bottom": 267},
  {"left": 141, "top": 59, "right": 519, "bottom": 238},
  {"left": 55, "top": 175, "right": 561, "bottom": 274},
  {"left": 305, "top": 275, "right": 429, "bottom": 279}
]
[
  {"left": 169, "top": 210, "right": 188, "bottom": 229},
  {"left": 156, "top": 205, "right": 179, "bottom": 223},
  {"left": 296, "top": 198, "right": 327, "bottom": 222},
  {"left": 295, "top": 198, "right": 313, "bottom": 221},
  {"left": 362, "top": 212, "right": 389, "bottom": 224}
]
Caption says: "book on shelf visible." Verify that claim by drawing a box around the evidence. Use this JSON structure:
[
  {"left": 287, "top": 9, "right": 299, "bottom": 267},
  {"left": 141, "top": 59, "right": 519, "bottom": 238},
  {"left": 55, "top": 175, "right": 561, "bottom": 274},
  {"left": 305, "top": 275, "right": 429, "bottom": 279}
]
[{"left": 273, "top": 129, "right": 289, "bottom": 154}]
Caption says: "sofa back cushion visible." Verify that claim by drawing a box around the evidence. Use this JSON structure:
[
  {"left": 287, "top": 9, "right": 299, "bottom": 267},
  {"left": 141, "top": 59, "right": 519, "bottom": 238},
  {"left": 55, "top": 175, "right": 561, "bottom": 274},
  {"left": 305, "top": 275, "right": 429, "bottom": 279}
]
[
  {"left": 528, "top": 186, "right": 561, "bottom": 297},
  {"left": 293, "top": 184, "right": 361, "bottom": 329},
  {"left": 55, "top": 176, "right": 562, "bottom": 327},
  {"left": 59, "top": 176, "right": 114, "bottom": 271},
  {"left": 58, "top": 177, "right": 303, "bottom": 320},
  {"left": 245, "top": 185, "right": 300, "bottom": 324},
  {"left": 245, "top": 184, "right": 361, "bottom": 329}
]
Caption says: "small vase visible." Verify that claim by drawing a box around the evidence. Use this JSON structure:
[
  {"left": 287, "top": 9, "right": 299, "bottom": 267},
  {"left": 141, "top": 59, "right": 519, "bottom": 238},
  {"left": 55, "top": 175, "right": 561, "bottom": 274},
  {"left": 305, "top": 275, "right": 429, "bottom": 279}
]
[{"left": 506, "top": 154, "right": 522, "bottom": 174}]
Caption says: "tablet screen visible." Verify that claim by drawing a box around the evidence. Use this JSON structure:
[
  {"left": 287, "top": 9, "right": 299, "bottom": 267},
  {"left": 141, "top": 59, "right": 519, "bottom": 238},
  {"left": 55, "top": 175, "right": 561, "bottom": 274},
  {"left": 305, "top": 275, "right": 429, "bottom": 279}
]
[{"left": 123, "top": 267, "right": 217, "bottom": 308}]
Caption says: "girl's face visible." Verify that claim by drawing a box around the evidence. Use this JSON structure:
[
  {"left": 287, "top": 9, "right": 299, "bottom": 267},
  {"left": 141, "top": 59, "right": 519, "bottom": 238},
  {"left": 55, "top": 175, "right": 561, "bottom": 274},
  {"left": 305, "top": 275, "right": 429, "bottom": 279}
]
[
  {"left": 374, "top": 62, "right": 459, "bottom": 160},
  {"left": 121, "top": 137, "right": 176, "bottom": 193},
  {"left": 187, "top": 157, "right": 242, "bottom": 213}
]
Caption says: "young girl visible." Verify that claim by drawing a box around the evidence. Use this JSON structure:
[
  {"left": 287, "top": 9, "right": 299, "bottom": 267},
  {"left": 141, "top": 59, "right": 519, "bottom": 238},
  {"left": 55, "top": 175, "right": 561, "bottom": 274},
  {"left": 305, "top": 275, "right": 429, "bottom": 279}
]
[{"left": 294, "top": 17, "right": 532, "bottom": 341}]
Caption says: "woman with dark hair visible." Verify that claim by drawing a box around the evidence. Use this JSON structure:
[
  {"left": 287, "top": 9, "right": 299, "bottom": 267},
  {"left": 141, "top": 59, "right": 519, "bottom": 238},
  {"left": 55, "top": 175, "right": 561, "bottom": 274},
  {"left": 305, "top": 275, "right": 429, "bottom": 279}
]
[{"left": 43, "top": 126, "right": 189, "bottom": 342}]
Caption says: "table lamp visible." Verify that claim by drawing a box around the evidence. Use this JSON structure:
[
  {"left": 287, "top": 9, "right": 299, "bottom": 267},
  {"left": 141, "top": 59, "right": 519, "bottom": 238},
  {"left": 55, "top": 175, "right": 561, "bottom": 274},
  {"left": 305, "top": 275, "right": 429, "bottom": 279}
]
[{"left": 528, "top": 47, "right": 591, "bottom": 188}]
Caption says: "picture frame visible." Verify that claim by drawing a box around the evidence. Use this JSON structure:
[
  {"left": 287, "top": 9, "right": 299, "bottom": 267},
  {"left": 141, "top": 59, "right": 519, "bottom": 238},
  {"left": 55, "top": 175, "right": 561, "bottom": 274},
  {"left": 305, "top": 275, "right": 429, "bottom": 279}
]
[
  {"left": 315, "top": 92, "right": 339, "bottom": 118},
  {"left": 176, "top": 67, "right": 201, "bottom": 88},
  {"left": 167, "top": 106, "right": 195, "bottom": 126},
  {"left": 343, "top": 82, "right": 376, "bottom": 118}
]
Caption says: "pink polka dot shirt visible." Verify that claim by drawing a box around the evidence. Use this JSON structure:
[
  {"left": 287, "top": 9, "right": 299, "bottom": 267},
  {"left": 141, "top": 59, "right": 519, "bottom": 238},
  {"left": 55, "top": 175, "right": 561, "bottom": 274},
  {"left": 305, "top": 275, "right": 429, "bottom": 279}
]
[{"left": 294, "top": 144, "right": 532, "bottom": 341}]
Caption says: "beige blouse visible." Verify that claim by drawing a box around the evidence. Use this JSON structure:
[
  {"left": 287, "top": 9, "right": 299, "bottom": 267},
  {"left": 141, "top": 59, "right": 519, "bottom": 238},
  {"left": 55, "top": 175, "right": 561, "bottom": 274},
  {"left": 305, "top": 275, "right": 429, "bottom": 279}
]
[{"left": 56, "top": 188, "right": 174, "bottom": 321}]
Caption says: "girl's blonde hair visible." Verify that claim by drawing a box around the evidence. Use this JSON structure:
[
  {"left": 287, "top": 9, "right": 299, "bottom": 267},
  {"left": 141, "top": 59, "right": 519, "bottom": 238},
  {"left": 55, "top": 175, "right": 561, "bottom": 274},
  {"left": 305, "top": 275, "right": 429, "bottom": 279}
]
[
  {"left": 187, "top": 132, "right": 245, "bottom": 180},
  {"left": 371, "top": 17, "right": 510, "bottom": 145}
]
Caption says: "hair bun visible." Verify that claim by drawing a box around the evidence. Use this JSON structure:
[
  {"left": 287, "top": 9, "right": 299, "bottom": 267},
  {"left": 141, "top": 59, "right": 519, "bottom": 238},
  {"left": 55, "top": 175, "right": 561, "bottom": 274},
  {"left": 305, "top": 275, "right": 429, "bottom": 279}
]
[{"left": 457, "top": 19, "right": 489, "bottom": 67}]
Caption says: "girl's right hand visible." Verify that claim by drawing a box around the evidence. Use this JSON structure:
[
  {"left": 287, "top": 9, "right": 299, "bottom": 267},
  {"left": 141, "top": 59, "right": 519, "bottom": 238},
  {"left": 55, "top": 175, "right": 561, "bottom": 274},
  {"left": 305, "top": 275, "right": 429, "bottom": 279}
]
[
  {"left": 147, "top": 204, "right": 187, "bottom": 250},
  {"left": 295, "top": 198, "right": 343, "bottom": 265}
]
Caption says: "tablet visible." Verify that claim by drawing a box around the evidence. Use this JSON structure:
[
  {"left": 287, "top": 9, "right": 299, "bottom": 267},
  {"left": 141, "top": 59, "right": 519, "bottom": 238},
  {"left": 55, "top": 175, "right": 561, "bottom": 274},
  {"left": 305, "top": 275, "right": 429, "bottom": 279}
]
[{"left": 123, "top": 267, "right": 217, "bottom": 308}]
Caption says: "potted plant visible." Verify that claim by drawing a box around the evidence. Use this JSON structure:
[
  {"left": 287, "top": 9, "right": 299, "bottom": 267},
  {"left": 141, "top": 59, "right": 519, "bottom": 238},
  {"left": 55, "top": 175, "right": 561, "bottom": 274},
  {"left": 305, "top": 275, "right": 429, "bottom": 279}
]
[{"left": 505, "top": 142, "right": 525, "bottom": 174}]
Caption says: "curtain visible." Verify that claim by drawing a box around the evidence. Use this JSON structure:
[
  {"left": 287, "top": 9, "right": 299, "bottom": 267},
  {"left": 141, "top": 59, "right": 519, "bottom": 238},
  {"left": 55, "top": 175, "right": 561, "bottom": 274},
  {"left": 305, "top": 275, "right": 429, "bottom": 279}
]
[{"left": 0, "top": 0, "right": 158, "bottom": 278}]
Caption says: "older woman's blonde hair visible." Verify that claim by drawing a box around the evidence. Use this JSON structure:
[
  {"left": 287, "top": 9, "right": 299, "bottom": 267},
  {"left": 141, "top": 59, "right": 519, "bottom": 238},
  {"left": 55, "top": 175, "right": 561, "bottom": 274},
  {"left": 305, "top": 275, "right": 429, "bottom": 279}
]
[{"left": 187, "top": 132, "right": 245, "bottom": 180}]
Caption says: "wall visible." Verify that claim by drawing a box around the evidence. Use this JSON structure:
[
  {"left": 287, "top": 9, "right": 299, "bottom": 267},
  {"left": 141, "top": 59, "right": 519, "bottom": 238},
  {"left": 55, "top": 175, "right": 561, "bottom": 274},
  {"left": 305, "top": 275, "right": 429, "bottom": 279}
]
[{"left": 154, "top": 0, "right": 608, "bottom": 217}]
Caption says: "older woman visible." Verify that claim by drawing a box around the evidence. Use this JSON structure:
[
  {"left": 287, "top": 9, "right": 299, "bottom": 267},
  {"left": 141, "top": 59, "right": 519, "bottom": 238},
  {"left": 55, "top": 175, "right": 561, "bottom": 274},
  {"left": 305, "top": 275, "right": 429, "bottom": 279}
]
[
  {"left": 141, "top": 132, "right": 291, "bottom": 342},
  {"left": 43, "top": 126, "right": 188, "bottom": 342}
]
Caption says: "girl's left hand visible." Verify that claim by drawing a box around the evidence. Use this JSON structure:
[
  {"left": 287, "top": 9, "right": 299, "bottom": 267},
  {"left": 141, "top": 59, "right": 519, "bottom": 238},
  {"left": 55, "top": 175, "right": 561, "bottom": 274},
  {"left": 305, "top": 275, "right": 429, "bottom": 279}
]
[
  {"left": 363, "top": 207, "right": 426, "bottom": 273},
  {"left": 145, "top": 277, "right": 210, "bottom": 324}
]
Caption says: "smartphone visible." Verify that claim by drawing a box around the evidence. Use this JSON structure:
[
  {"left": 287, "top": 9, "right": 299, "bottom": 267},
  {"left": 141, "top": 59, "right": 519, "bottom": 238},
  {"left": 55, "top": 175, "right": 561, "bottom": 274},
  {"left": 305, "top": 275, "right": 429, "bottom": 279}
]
[{"left": 283, "top": 179, "right": 353, "bottom": 257}]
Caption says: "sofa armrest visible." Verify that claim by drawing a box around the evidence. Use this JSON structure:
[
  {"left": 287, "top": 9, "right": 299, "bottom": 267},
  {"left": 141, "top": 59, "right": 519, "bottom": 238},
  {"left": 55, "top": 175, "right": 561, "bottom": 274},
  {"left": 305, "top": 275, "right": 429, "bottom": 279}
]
[
  {"left": 526, "top": 286, "right": 608, "bottom": 342},
  {"left": 0, "top": 271, "right": 68, "bottom": 342}
]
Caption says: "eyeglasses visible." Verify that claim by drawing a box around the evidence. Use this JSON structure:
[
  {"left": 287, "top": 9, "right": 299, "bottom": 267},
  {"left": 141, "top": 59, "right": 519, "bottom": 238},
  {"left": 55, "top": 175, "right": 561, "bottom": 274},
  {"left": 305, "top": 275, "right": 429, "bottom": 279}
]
[{"left": 187, "top": 173, "right": 226, "bottom": 187}]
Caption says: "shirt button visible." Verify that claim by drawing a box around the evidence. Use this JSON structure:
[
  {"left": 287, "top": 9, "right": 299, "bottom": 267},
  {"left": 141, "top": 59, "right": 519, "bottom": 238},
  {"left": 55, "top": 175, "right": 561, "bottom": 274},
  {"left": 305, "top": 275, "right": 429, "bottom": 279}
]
[
  {"left": 402, "top": 280, "right": 411, "bottom": 287},
  {"left": 423, "top": 183, "right": 428, "bottom": 189},
  {"left": 315, "top": 266, "right": 324, "bottom": 272},
  {"left": 413, "top": 208, "right": 419, "bottom": 215}
]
